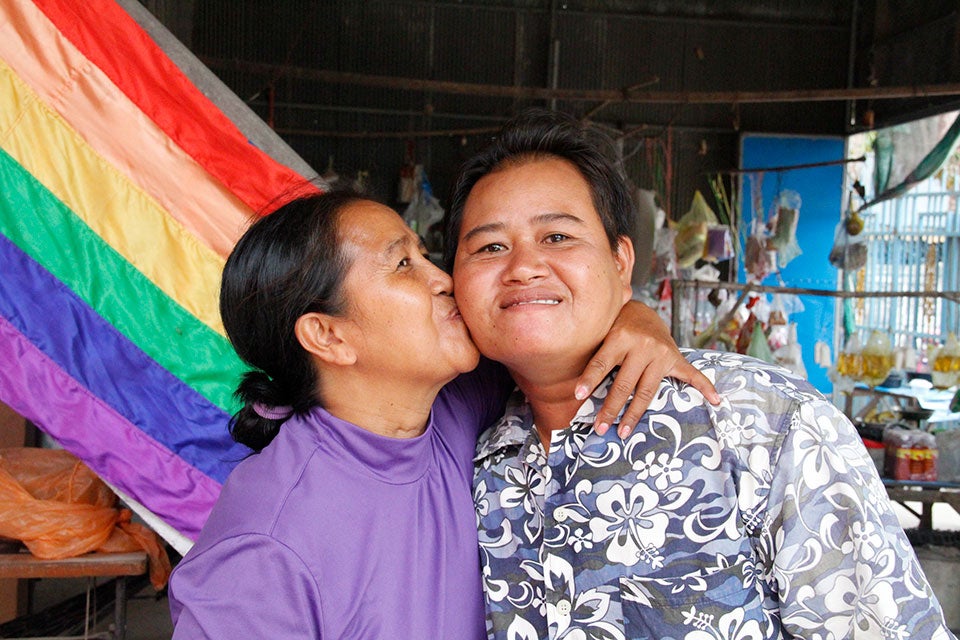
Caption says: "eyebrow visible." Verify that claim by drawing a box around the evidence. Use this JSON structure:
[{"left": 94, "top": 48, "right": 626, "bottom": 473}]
[
  {"left": 382, "top": 234, "right": 426, "bottom": 259},
  {"left": 461, "top": 212, "right": 585, "bottom": 243},
  {"left": 382, "top": 235, "right": 410, "bottom": 259}
]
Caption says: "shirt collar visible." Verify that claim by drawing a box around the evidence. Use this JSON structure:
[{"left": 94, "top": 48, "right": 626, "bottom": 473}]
[
  {"left": 474, "top": 373, "right": 626, "bottom": 461},
  {"left": 295, "top": 405, "right": 436, "bottom": 484}
]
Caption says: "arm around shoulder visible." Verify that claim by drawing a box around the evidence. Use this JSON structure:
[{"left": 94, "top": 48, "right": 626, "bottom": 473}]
[{"left": 170, "top": 533, "right": 323, "bottom": 639}]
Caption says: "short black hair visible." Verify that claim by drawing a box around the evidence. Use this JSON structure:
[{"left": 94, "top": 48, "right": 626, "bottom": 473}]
[{"left": 444, "top": 108, "right": 636, "bottom": 270}]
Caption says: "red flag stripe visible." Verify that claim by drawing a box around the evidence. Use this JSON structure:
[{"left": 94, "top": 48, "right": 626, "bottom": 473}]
[{"left": 30, "top": 0, "right": 319, "bottom": 213}]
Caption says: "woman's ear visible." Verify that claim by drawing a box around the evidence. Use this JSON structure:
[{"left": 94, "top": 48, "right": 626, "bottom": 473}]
[
  {"left": 295, "top": 313, "right": 357, "bottom": 366},
  {"left": 615, "top": 235, "right": 636, "bottom": 289}
]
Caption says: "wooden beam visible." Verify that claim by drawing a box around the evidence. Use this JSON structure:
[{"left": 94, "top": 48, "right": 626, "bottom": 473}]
[
  {"left": 202, "top": 57, "right": 960, "bottom": 105},
  {"left": 276, "top": 126, "right": 500, "bottom": 140}
]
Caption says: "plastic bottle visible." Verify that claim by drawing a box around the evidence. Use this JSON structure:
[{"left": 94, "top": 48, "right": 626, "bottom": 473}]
[
  {"left": 932, "top": 333, "right": 960, "bottom": 389},
  {"left": 836, "top": 334, "right": 863, "bottom": 380},
  {"left": 861, "top": 331, "right": 894, "bottom": 387},
  {"left": 883, "top": 426, "right": 938, "bottom": 481}
]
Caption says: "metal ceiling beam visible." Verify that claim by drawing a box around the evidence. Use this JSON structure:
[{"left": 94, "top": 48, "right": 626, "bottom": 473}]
[{"left": 202, "top": 56, "right": 960, "bottom": 105}]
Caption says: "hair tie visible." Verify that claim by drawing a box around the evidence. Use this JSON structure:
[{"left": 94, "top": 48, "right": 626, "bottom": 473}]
[{"left": 251, "top": 402, "right": 294, "bottom": 421}]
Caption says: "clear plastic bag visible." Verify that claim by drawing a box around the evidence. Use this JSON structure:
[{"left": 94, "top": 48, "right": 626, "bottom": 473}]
[
  {"left": 828, "top": 220, "right": 868, "bottom": 271},
  {"left": 768, "top": 190, "right": 802, "bottom": 268},
  {"left": 743, "top": 232, "right": 777, "bottom": 282},
  {"left": 650, "top": 226, "right": 678, "bottom": 283},
  {"left": 673, "top": 191, "right": 718, "bottom": 268}
]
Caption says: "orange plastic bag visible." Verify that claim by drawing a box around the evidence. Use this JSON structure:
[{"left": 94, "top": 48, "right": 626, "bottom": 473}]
[{"left": 0, "top": 448, "right": 171, "bottom": 589}]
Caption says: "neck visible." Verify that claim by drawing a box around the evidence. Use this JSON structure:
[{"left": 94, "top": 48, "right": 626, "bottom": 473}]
[
  {"left": 509, "top": 359, "right": 589, "bottom": 450},
  {"left": 319, "top": 372, "right": 445, "bottom": 439}
]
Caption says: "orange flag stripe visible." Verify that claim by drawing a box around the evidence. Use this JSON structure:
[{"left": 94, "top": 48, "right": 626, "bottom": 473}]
[{"left": 0, "top": 0, "right": 253, "bottom": 259}]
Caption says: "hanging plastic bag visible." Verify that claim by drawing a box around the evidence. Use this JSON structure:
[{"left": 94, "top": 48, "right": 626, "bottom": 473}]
[
  {"left": 702, "top": 225, "right": 734, "bottom": 263},
  {"left": 828, "top": 221, "right": 868, "bottom": 271},
  {"left": 768, "top": 190, "right": 803, "bottom": 268},
  {"left": 0, "top": 448, "right": 171, "bottom": 589},
  {"left": 744, "top": 229, "right": 777, "bottom": 282},
  {"left": 735, "top": 308, "right": 761, "bottom": 355},
  {"left": 745, "top": 321, "right": 775, "bottom": 364},
  {"left": 766, "top": 305, "right": 790, "bottom": 351},
  {"left": 674, "top": 191, "right": 718, "bottom": 268},
  {"left": 829, "top": 198, "right": 868, "bottom": 271},
  {"left": 402, "top": 176, "right": 445, "bottom": 247},
  {"left": 650, "top": 225, "right": 678, "bottom": 283},
  {"left": 772, "top": 324, "right": 806, "bottom": 377}
]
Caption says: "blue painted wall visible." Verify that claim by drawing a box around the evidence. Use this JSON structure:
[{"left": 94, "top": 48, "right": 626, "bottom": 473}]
[{"left": 740, "top": 135, "right": 845, "bottom": 394}]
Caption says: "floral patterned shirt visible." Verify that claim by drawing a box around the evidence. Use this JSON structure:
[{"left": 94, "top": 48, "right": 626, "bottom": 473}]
[{"left": 474, "top": 350, "right": 954, "bottom": 640}]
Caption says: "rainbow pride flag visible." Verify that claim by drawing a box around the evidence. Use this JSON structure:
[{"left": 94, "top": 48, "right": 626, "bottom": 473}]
[{"left": 0, "top": 0, "right": 318, "bottom": 553}]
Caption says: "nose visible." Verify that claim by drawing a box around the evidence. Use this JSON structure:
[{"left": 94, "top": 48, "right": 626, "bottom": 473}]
[
  {"left": 502, "top": 241, "right": 547, "bottom": 284},
  {"left": 426, "top": 259, "right": 454, "bottom": 295}
]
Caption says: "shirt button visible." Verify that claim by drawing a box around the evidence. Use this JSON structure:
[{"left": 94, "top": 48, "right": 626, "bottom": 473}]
[{"left": 556, "top": 599, "right": 572, "bottom": 616}]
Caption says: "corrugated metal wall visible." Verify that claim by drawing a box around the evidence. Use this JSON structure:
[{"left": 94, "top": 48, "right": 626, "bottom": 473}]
[
  {"left": 146, "top": 0, "right": 951, "bottom": 220},
  {"left": 859, "top": 0, "right": 960, "bottom": 127}
]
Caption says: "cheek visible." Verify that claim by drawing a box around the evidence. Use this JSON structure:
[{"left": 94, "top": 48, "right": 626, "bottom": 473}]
[
  {"left": 453, "top": 266, "right": 484, "bottom": 301},
  {"left": 456, "top": 299, "right": 484, "bottom": 331},
  {"left": 453, "top": 293, "right": 486, "bottom": 333}
]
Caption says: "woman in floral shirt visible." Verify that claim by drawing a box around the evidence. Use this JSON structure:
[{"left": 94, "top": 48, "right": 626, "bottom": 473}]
[{"left": 448, "top": 109, "right": 954, "bottom": 640}]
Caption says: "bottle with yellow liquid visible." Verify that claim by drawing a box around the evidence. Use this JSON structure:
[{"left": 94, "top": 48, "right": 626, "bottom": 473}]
[
  {"left": 861, "top": 331, "right": 894, "bottom": 387},
  {"left": 932, "top": 333, "right": 960, "bottom": 389},
  {"left": 836, "top": 335, "right": 863, "bottom": 380}
]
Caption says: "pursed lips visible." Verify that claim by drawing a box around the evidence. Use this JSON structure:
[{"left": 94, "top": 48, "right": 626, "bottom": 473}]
[{"left": 445, "top": 305, "right": 463, "bottom": 321}]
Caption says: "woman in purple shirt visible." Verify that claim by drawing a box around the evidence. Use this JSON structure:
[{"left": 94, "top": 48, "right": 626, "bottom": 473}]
[{"left": 168, "top": 189, "right": 714, "bottom": 639}]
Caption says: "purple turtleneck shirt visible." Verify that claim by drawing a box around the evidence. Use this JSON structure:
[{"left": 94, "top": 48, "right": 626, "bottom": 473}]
[{"left": 169, "top": 361, "right": 508, "bottom": 639}]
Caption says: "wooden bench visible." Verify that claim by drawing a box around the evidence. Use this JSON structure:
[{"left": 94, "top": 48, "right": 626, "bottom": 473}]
[
  {"left": 0, "top": 550, "right": 148, "bottom": 640},
  {"left": 884, "top": 478, "right": 960, "bottom": 531}
]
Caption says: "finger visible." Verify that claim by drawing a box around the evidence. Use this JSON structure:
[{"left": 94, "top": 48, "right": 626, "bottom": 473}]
[
  {"left": 616, "top": 365, "right": 665, "bottom": 438},
  {"left": 587, "top": 337, "right": 674, "bottom": 432},
  {"left": 575, "top": 347, "right": 626, "bottom": 401},
  {"left": 668, "top": 360, "right": 721, "bottom": 404},
  {"left": 593, "top": 369, "right": 642, "bottom": 436}
]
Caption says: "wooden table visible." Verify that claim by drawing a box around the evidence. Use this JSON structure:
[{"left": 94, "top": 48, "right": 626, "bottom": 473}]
[
  {"left": 844, "top": 384, "right": 959, "bottom": 428},
  {"left": 884, "top": 479, "right": 960, "bottom": 531},
  {"left": 0, "top": 551, "right": 148, "bottom": 640}
]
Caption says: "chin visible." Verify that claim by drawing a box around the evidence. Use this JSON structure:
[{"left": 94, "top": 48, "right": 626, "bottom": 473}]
[
  {"left": 459, "top": 352, "right": 482, "bottom": 373},
  {"left": 446, "top": 342, "right": 481, "bottom": 373},
  {"left": 485, "top": 343, "right": 555, "bottom": 367}
]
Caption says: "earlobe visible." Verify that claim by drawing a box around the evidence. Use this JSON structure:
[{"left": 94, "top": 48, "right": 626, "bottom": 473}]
[{"left": 295, "top": 313, "right": 357, "bottom": 366}]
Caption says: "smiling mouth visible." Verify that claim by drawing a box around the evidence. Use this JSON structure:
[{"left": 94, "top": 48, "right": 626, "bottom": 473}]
[{"left": 502, "top": 299, "right": 560, "bottom": 309}]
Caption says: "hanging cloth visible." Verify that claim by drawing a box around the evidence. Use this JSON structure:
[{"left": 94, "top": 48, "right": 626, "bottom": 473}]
[{"left": 860, "top": 111, "right": 960, "bottom": 211}]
